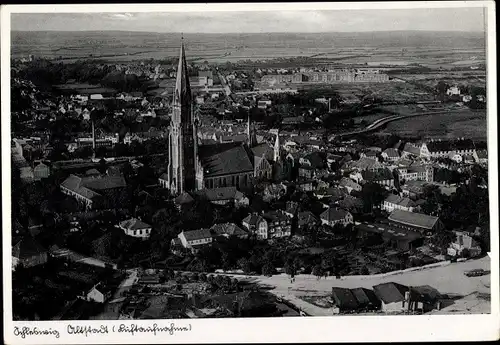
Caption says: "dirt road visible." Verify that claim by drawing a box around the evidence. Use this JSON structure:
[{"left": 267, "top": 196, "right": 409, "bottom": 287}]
[{"left": 217, "top": 257, "right": 491, "bottom": 315}]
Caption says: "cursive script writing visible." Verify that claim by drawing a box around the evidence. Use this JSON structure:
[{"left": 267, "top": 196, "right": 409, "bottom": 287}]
[
  {"left": 67, "top": 325, "right": 109, "bottom": 337},
  {"left": 117, "top": 323, "right": 192, "bottom": 336},
  {"left": 13, "top": 326, "right": 60, "bottom": 339}
]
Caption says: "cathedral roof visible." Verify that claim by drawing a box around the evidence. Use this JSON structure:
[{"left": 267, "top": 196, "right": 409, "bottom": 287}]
[
  {"left": 199, "top": 143, "right": 254, "bottom": 178},
  {"left": 251, "top": 143, "right": 274, "bottom": 161}
]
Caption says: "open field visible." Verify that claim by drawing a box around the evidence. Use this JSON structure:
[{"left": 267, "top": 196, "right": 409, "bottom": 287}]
[
  {"left": 379, "top": 110, "right": 487, "bottom": 139},
  {"left": 12, "top": 30, "right": 485, "bottom": 67}
]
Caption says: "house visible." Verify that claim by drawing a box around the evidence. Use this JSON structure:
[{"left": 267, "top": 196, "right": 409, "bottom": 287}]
[
  {"left": 382, "top": 194, "right": 416, "bottom": 213},
  {"left": 12, "top": 238, "right": 48, "bottom": 270},
  {"left": 463, "top": 154, "right": 475, "bottom": 165},
  {"left": 356, "top": 222, "right": 424, "bottom": 251},
  {"left": 446, "top": 85, "right": 461, "bottom": 96},
  {"left": 320, "top": 208, "right": 353, "bottom": 227},
  {"left": 118, "top": 218, "right": 152, "bottom": 239},
  {"left": 211, "top": 223, "right": 248, "bottom": 239},
  {"left": 423, "top": 138, "right": 476, "bottom": 158},
  {"left": 86, "top": 283, "right": 113, "bottom": 303},
  {"left": 339, "top": 178, "right": 362, "bottom": 194},
  {"left": 60, "top": 173, "right": 127, "bottom": 210},
  {"left": 474, "top": 150, "right": 487, "bottom": 164},
  {"left": 381, "top": 148, "right": 400, "bottom": 162},
  {"left": 372, "top": 282, "right": 410, "bottom": 313},
  {"left": 177, "top": 229, "right": 213, "bottom": 252},
  {"left": 447, "top": 231, "right": 482, "bottom": 258},
  {"left": 401, "top": 142, "right": 423, "bottom": 158},
  {"left": 297, "top": 211, "right": 320, "bottom": 232},
  {"left": 33, "top": 162, "right": 50, "bottom": 180},
  {"left": 409, "top": 285, "right": 443, "bottom": 313},
  {"left": 362, "top": 168, "right": 395, "bottom": 188},
  {"left": 401, "top": 180, "right": 428, "bottom": 199},
  {"left": 396, "top": 165, "right": 434, "bottom": 183},
  {"left": 284, "top": 201, "right": 299, "bottom": 218},
  {"left": 350, "top": 287, "right": 382, "bottom": 311},
  {"left": 262, "top": 210, "right": 292, "bottom": 239},
  {"left": 242, "top": 213, "right": 268, "bottom": 239},
  {"left": 388, "top": 209, "right": 443, "bottom": 233},
  {"left": 196, "top": 187, "right": 249, "bottom": 206},
  {"left": 346, "top": 157, "right": 382, "bottom": 172},
  {"left": 331, "top": 287, "right": 360, "bottom": 314}
]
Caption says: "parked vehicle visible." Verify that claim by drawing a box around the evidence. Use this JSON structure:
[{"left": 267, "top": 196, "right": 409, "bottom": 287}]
[{"left": 464, "top": 269, "right": 486, "bottom": 277}]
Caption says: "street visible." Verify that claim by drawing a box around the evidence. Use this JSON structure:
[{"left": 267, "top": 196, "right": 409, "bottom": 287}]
[{"left": 213, "top": 256, "right": 491, "bottom": 316}]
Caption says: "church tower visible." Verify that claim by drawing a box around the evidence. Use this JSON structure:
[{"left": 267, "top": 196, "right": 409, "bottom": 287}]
[
  {"left": 273, "top": 130, "right": 281, "bottom": 162},
  {"left": 247, "top": 110, "right": 257, "bottom": 148},
  {"left": 166, "top": 38, "right": 198, "bottom": 195}
]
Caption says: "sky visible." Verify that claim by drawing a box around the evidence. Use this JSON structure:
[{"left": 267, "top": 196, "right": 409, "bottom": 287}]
[{"left": 11, "top": 8, "right": 486, "bottom": 33}]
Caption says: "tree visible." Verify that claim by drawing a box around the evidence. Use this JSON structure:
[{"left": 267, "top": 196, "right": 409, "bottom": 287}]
[
  {"left": 237, "top": 257, "right": 252, "bottom": 274},
  {"left": 430, "top": 230, "right": 456, "bottom": 254},
  {"left": 262, "top": 262, "right": 276, "bottom": 277},
  {"left": 312, "top": 264, "right": 323, "bottom": 278},
  {"left": 284, "top": 261, "right": 296, "bottom": 277},
  {"left": 360, "top": 182, "right": 388, "bottom": 213}
]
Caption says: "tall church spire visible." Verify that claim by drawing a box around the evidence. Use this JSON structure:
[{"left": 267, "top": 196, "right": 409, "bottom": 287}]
[
  {"left": 247, "top": 109, "right": 257, "bottom": 147},
  {"left": 273, "top": 129, "right": 281, "bottom": 162},
  {"left": 166, "top": 38, "right": 198, "bottom": 195}
]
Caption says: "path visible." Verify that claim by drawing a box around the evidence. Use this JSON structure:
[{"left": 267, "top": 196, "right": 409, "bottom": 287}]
[{"left": 50, "top": 247, "right": 118, "bottom": 270}]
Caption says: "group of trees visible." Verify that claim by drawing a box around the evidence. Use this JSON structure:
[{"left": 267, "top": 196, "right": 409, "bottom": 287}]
[
  {"left": 420, "top": 165, "right": 490, "bottom": 253},
  {"left": 15, "top": 59, "right": 150, "bottom": 93}
]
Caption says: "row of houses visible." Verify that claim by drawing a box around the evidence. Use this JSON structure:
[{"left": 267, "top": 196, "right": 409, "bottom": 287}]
[{"left": 331, "top": 282, "right": 443, "bottom": 314}]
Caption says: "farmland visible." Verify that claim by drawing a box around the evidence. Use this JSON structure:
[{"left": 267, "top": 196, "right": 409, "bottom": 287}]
[
  {"left": 12, "top": 30, "right": 486, "bottom": 67},
  {"left": 379, "top": 110, "right": 487, "bottom": 139}
]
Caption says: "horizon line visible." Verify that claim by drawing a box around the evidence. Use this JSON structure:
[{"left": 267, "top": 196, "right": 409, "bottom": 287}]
[{"left": 11, "top": 29, "right": 486, "bottom": 34}]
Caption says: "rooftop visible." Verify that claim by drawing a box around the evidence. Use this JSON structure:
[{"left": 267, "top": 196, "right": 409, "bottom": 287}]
[{"left": 388, "top": 209, "right": 440, "bottom": 230}]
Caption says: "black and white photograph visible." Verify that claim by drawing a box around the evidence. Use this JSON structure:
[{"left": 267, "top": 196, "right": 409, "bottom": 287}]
[{"left": 1, "top": 2, "right": 498, "bottom": 343}]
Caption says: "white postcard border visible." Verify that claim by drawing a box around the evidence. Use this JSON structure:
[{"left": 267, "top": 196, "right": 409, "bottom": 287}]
[{"left": 2, "top": 2, "right": 499, "bottom": 344}]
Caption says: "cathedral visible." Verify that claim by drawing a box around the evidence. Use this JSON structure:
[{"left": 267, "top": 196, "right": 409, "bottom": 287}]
[{"left": 160, "top": 39, "right": 283, "bottom": 195}]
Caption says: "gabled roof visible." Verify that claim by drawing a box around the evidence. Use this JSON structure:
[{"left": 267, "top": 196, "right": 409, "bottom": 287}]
[
  {"left": 199, "top": 143, "right": 254, "bottom": 177},
  {"left": 242, "top": 213, "right": 266, "bottom": 226},
  {"left": 384, "top": 194, "right": 415, "bottom": 208},
  {"left": 302, "top": 151, "right": 325, "bottom": 169},
  {"left": 331, "top": 287, "right": 359, "bottom": 310},
  {"left": 425, "top": 139, "right": 475, "bottom": 153},
  {"left": 339, "top": 177, "right": 361, "bottom": 189},
  {"left": 320, "top": 208, "right": 351, "bottom": 222},
  {"left": 211, "top": 223, "right": 247, "bottom": 237},
  {"left": 174, "top": 192, "right": 195, "bottom": 205},
  {"left": 197, "top": 187, "right": 242, "bottom": 202},
  {"left": 297, "top": 211, "right": 319, "bottom": 227},
  {"left": 251, "top": 143, "right": 274, "bottom": 161},
  {"left": 350, "top": 288, "right": 381, "bottom": 308},
  {"left": 402, "top": 143, "right": 421, "bottom": 156},
  {"left": 382, "top": 148, "right": 400, "bottom": 158},
  {"left": 12, "top": 237, "right": 47, "bottom": 259},
  {"left": 181, "top": 228, "right": 213, "bottom": 241},
  {"left": 373, "top": 282, "right": 409, "bottom": 304},
  {"left": 263, "top": 210, "right": 289, "bottom": 222},
  {"left": 119, "top": 218, "right": 151, "bottom": 231},
  {"left": 362, "top": 168, "right": 394, "bottom": 182},
  {"left": 388, "top": 209, "right": 439, "bottom": 230}
]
